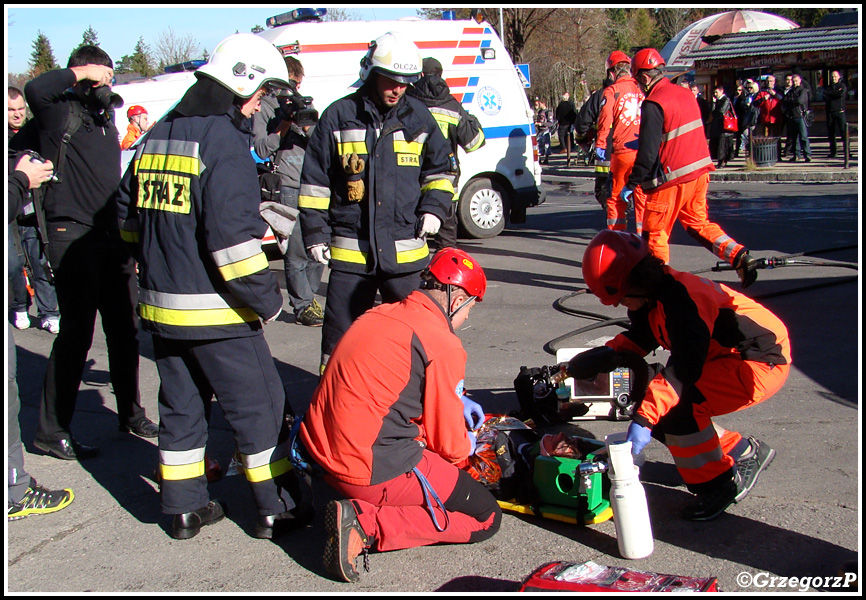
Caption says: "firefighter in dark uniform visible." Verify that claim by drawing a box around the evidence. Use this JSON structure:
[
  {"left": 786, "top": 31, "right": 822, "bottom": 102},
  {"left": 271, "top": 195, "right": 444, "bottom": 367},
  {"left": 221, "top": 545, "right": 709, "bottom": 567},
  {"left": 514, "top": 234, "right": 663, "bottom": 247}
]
[
  {"left": 407, "top": 57, "right": 485, "bottom": 250},
  {"left": 116, "top": 33, "right": 312, "bottom": 540},
  {"left": 299, "top": 32, "right": 456, "bottom": 373}
]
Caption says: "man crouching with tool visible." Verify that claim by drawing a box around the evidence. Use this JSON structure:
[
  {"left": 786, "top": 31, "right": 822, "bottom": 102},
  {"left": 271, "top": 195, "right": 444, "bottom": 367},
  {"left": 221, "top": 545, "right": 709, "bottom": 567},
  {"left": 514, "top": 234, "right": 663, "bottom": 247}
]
[
  {"left": 567, "top": 231, "right": 790, "bottom": 521},
  {"left": 300, "top": 248, "right": 500, "bottom": 583}
]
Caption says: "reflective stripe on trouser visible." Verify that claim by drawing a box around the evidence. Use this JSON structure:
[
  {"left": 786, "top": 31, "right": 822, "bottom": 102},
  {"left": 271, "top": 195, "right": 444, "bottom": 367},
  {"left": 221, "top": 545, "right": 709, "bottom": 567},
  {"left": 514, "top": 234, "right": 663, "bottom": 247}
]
[
  {"left": 606, "top": 151, "right": 646, "bottom": 233},
  {"left": 641, "top": 173, "right": 744, "bottom": 265},
  {"left": 323, "top": 450, "right": 501, "bottom": 551},
  {"left": 649, "top": 355, "right": 789, "bottom": 493},
  {"left": 153, "top": 334, "right": 297, "bottom": 515},
  {"left": 320, "top": 269, "right": 420, "bottom": 360}
]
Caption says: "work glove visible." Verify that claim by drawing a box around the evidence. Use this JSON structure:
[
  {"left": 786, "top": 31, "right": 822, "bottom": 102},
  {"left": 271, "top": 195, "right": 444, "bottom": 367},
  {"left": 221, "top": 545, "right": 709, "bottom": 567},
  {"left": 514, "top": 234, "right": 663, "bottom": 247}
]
[
  {"left": 566, "top": 346, "right": 621, "bottom": 380},
  {"left": 626, "top": 422, "right": 652, "bottom": 455},
  {"left": 620, "top": 185, "right": 635, "bottom": 212},
  {"left": 596, "top": 147, "right": 607, "bottom": 162},
  {"left": 416, "top": 213, "right": 442, "bottom": 237},
  {"left": 309, "top": 243, "right": 330, "bottom": 265},
  {"left": 467, "top": 431, "right": 478, "bottom": 456},
  {"left": 461, "top": 394, "right": 485, "bottom": 430}
]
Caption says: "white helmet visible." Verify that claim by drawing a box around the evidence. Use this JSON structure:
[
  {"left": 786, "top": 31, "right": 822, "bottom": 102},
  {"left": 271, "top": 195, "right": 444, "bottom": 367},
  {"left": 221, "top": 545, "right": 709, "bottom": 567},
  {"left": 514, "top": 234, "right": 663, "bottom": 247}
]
[
  {"left": 358, "top": 32, "right": 422, "bottom": 85},
  {"left": 197, "top": 33, "right": 290, "bottom": 98}
]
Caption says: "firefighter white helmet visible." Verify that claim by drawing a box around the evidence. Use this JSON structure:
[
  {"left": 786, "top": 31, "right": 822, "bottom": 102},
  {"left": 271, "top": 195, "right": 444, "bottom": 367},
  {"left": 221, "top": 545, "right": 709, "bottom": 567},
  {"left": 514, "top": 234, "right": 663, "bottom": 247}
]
[
  {"left": 358, "top": 32, "right": 423, "bottom": 85},
  {"left": 197, "top": 33, "right": 291, "bottom": 98}
]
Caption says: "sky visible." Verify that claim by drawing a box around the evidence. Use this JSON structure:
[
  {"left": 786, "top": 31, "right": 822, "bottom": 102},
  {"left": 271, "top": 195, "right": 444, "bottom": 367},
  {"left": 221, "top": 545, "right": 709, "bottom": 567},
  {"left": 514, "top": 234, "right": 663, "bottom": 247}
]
[{"left": 5, "top": 5, "right": 423, "bottom": 75}]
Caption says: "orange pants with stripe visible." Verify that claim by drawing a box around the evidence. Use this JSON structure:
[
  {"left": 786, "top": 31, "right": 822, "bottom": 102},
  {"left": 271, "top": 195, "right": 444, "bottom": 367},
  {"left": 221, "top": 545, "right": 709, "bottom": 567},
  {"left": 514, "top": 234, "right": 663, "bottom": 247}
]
[
  {"left": 606, "top": 150, "right": 645, "bottom": 233},
  {"left": 648, "top": 355, "right": 789, "bottom": 493},
  {"left": 641, "top": 173, "right": 744, "bottom": 266}
]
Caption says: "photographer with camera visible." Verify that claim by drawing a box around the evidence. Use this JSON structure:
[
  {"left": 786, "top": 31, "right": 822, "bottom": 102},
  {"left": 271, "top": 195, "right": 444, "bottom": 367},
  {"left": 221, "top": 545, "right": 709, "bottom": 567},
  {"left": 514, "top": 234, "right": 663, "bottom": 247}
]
[
  {"left": 24, "top": 44, "right": 158, "bottom": 462},
  {"left": 252, "top": 56, "right": 325, "bottom": 327}
]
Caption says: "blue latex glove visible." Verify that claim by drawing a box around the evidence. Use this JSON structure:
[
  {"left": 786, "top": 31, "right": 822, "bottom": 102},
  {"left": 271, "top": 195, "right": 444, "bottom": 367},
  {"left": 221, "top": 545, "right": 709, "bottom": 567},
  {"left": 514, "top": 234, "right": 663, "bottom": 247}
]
[
  {"left": 596, "top": 147, "right": 607, "bottom": 162},
  {"left": 467, "top": 431, "right": 478, "bottom": 456},
  {"left": 461, "top": 395, "right": 485, "bottom": 430},
  {"left": 626, "top": 422, "right": 652, "bottom": 455},
  {"left": 620, "top": 185, "right": 634, "bottom": 211}
]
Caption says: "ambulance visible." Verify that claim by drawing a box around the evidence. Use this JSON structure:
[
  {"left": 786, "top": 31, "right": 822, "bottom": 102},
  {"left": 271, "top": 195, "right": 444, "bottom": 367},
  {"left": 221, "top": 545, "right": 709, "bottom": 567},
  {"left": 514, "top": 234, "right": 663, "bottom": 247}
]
[{"left": 112, "top": 8, "right": 545, "bottom": 239}]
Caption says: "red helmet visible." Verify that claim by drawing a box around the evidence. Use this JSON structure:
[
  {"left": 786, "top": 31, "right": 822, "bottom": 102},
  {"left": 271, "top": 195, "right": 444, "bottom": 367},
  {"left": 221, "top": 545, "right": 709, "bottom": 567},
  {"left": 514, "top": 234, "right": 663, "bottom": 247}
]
[
  {"left": 582, "top": 231, "right": 649, "bottom": 306},
  {"left": 630, "top": 48, "right": 665, "bottom": 77},
  {"left": 606, "top": 50, "right": 631, "bottom": 72},
  {"left": 426, "top": 247, "right": 487, "bottom": 301},
  {"left": 127, "top": 105, "right": 148, "bottom": 118}
]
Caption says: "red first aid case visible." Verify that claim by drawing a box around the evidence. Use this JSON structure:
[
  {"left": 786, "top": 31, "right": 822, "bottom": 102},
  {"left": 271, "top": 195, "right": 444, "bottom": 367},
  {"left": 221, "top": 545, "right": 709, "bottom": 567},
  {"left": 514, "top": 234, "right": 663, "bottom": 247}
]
[{"left": 519, "top": 561, "right": 720, "bottom": 592}]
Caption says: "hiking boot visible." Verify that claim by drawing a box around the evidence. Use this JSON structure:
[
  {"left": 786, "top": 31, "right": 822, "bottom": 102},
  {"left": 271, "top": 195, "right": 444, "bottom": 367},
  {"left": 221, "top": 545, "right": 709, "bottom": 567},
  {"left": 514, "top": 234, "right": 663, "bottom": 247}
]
[
  {"left": 681, "top": 476, "right": 739, "bottom": 521},
  {"left": 734, "top": 249, "right": 759, "bottom": 289},
  {"left": 296, "top": 304, "right": 324, "bottom": 327},
  {"left": 8, "top": 480, "right": 74, "bottom": 520},
  {"left": 734, "top": 437, "right": 776, "bottom": 503},
  {"left": 323, "top": 499, "right": 372, "bottom": 583},
  {"left": 310, "top": 298, "right": 324, "bottom": 318}
]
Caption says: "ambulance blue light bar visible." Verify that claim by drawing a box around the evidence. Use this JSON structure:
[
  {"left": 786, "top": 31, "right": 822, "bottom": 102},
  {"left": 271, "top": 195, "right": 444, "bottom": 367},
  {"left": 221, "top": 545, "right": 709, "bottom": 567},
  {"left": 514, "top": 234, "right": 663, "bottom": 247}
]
[{"left": 266, "top": 8, "right": 326, "bottom": 28}]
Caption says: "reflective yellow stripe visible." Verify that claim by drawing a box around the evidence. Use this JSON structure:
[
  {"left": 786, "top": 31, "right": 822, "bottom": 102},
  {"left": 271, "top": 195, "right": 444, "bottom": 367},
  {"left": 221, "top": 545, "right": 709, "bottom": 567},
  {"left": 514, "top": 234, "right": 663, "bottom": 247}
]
[
  {"left": 160, "top": 460, "right": 205, "bottom": 481},
  {"left": 140, "top": 304, "right": 259, "bottom": 326},
  {"left": 135, "top": 154, "right": 201, "bottom": 176},
  {"left": 244, "top": 456, "right": 293, "bottom": 483},
  {"left": 421, "top": 179, "right": 455, "bottom": 195},
  {"left": 397, "top": 243, "right": 430, "bottom": 264},
  {"left": 337, "top": 141, "right": 368, "bottom": 155},
  {"left": 217, "top": 253, "right": 269, "bottom": 281},
  {"left": 299, "top": 195, "right": 330, "bottom": 210},
  {"left": 466, "top": 130, "right": 485, "bottom": 152},
  {"left": 330, "top": 246, "right": 368, "bottom": 264},
  {"left": 393, "top": 140, "right": 424, "bottom": 155},
  {"left": 120, "top": 230, "right": 139, "bottom": 243}
]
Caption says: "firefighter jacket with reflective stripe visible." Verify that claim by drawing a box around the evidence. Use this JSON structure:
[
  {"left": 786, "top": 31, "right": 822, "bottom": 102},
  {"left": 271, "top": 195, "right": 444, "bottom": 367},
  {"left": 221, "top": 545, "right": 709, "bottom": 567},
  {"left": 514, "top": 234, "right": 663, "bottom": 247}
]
[
  {"left": 605, "top": 267, "right": 791, "bottom": 429},
  {"left": 634, "top": 77, "right": 714, "bottom": 192},
  {"left": 300, "top": 290, "right": 473, "bottom": 486},
  {"left": 596, "top": 76, "right": 644, "bottom": 154},
  {"left": 298, "top": 85, "right": 455, "bottom": 275},
  {"left": 116, "top": 107, "right": 283, "bottom": 340}
]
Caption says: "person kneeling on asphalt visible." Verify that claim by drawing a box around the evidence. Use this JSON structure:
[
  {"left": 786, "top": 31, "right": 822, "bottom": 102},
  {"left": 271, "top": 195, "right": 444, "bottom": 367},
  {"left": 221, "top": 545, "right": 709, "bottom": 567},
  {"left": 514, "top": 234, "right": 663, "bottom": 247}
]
[
  {"left": 569, "top": 230, "right": 790, "bottom": 521},
  {"left": 300, "top": 248, "right": 501, "bottom": 583}
]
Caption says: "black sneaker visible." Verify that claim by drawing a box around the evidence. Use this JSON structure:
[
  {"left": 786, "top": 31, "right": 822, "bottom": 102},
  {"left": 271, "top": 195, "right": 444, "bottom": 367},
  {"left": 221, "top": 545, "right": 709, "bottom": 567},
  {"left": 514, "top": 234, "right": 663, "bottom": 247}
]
[
  {"left": 681, "top": 476, "right": 739, "bottom": 521},
  {"left": 734, "top": 249, "right": 759, "bottom": 289},
  {"left": 296, "top": 304, "right": 324, "bottom": 327},
  {"left": 8, "top": 480, "right": 74, "bottom": 520},
  {"left": 734, "top": 437, "right": 776, "bottom": 503},
  {"left": 323, "top": 499, "right": 372, "bottom": 583}
]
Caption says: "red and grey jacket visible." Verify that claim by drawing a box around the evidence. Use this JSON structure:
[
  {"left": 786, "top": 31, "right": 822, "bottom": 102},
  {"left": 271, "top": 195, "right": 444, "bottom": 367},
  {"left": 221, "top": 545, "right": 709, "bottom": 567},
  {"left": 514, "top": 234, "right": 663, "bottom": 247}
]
[
  {"left": 596, "top": 76, "right": 644, "bottom": 155},
  {"left": 300, "top": 290, "right": 473, "bottom": 486},
  {"left": 628, "top": 77, "right": 714, "bottom": 192},
  {"left": 298, "top": 85, "right": 455, "bottom": 276},
  {"left": 116, "top": 106, "right": 282, "bottom": 340},
  {"left": 606, "top": 267, "right": 791, "bottom": 428}
]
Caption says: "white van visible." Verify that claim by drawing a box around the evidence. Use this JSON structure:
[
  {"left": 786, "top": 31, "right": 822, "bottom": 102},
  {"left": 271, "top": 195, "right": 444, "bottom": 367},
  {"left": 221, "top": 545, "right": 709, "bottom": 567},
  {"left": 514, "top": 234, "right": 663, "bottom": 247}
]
[{"left": 112, "top": 10, "right": 545, "bottom": 239}]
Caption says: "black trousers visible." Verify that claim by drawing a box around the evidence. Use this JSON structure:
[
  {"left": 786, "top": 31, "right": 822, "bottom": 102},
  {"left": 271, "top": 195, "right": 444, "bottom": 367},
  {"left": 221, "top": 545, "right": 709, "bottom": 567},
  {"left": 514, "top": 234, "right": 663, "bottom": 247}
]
[
  {"left": 37, "top": 222, "right": 144, "bottom": 441},
  {"left": 827, "top": 111, "right": 847, "bottom": 156}
]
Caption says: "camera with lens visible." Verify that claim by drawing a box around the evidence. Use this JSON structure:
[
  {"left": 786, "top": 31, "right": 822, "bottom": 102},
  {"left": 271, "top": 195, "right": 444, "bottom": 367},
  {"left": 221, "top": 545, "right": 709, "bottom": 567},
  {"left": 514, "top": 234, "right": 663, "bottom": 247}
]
[{"left": 277, "top": 80, "right": 318, "bottom": 128}]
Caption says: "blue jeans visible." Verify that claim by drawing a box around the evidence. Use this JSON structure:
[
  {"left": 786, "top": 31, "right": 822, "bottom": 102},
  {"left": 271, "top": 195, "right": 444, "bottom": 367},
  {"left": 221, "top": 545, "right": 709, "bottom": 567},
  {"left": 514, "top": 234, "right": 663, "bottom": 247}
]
[
  {"left": 281, "top": 186, "right": 324, "bottom": 314},
  {"left": 9, "top": 224, "right": 59, "bottom": 319},
  {"left": 538, "top": 131, "right": 551, "bottom": 158},
  {"left": 786, "top": 117, "right": 811, "bottom": 159}
]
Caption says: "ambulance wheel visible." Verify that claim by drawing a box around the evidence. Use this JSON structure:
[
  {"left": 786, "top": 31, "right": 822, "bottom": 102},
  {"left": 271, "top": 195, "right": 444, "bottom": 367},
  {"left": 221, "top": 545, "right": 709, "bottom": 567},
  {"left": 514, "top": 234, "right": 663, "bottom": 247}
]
[{"left": 458, "top": 177, "right": 508, "bottom": 239}]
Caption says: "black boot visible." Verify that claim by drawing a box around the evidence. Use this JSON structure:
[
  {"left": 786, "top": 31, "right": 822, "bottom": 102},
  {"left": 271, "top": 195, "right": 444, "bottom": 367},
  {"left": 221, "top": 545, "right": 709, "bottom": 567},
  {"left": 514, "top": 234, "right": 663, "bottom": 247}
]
[{"left": 171, "top": 500, "right": 226, "bottom": 539}]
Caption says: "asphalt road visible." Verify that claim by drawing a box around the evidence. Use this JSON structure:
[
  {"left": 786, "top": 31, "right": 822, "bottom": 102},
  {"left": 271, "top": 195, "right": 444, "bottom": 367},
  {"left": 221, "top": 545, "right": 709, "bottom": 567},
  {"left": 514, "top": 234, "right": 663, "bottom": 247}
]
[{"left": 7, "top": 179, "right": 860, "bottom": 594}]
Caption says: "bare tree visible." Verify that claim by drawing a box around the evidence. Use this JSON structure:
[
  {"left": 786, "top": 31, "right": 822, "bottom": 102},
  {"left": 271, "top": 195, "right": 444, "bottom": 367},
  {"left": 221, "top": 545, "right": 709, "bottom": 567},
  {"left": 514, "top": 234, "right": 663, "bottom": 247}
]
[
  {"left": 502, "top": 8, "right": 558, "bottom": 63},
  {"left": 323, "top": 8, "right": 362, "bottom": 22},
  {"left": 153, "top": 27, "right": 202, "bottom": 69}
]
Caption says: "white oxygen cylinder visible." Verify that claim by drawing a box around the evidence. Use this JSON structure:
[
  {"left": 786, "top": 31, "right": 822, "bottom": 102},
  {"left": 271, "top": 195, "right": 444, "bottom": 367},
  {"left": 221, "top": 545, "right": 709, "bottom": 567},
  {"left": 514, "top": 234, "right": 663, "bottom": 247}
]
[{"left": 606, "top": 439, "right": 654, "bottom": 560}]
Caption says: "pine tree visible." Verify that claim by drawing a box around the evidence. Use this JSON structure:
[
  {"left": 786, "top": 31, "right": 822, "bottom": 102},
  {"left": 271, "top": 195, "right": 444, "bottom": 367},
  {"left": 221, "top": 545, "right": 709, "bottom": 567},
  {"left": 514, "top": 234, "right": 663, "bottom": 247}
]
[
  {"left": 28, "top": 30, "right": 59, "bottom": 78},
  {"left": 79, "top": 25, "right": 100, "bottom": 48}
]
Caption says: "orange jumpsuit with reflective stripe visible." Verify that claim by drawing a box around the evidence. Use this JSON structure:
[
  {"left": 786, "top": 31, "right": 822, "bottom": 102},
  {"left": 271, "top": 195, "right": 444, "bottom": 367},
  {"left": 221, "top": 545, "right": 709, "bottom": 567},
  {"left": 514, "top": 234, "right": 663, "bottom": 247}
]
[{"left": 607, "top": 267, "right": 791, "bottom": 493}]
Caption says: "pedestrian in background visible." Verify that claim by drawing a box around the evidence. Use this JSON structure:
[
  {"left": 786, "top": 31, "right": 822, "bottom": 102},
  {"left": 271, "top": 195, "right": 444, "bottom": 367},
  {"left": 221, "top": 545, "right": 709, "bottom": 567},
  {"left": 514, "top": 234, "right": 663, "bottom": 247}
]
[
  {"left": 753, "top": 75, "right": 784, "bottom": 138},
  {"left": 534, "top": 99, "right": 554, "bottom": 165},
  {"left": 823, "top": 70, "right": 848, "bottom": 159},
  {"left": 555, "top": 92, "right": 577, "bottom": 166},
  {"left": 709, "top": 85, "right": 734, "bottom": 169},
  {"left": 783, "top": 73, "right": 811, "bottom": 162}
]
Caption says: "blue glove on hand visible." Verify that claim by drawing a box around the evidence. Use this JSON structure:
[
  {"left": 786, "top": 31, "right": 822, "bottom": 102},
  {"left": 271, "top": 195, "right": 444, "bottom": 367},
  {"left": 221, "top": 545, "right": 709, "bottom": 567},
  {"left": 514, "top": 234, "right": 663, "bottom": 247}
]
[
  {"left": 461, "top": 395, "right": 485, "bottom": 430},
  {"left": 596, "top": 147, "right": 607, "bottom": 162},
  {"left": 467, "top": 431, "right": 478, "bottom": 456},
  {"left": 626, "top": 422, "right": 652, "bottom": 455},
  {"left": 620, "top": 185, "right": 635, "bottom": 211}
]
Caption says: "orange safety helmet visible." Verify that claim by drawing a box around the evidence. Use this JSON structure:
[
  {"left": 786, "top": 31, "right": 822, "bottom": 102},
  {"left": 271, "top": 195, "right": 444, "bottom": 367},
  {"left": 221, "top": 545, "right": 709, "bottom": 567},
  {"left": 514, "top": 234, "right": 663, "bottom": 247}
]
[
  {"left": 606, "top": 50, "right": 631, "bottom": 72},
  {"left": 426, "top": 247, "right": 487, "bottom": 301},
  {"left": 630, "top": 48, "right": 665, "bottom": 77},
  {"left": 127, "top": 105, "right": 148, "bottom": 119},
  {"left": 582, "top": 231, "right": 649, "bottom": 306}
]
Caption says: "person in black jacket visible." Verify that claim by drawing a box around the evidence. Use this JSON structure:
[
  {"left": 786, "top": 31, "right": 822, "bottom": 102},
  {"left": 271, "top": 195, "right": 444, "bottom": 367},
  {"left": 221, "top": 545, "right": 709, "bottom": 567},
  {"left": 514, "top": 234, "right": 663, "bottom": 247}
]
[
  {"left": 709, "top": 86, "right": 735, "bottom": 168},
  {"left": 783, "top": 74, "right": 812, "bottom": 162},
  {"left": 24, "top": 45, "right": 158, "bottom": 463},
  {"left": 823, "top": 70, "right": 848, "bottom": 158},
  {"left": 575, "top": 76, "right": 614, "bottom": 206},
  {"left": 407, "top": 57, "right": 485, "bottom": 250},
  {"left": 555, "top": 92, "right": 577, "bottom": 165}
]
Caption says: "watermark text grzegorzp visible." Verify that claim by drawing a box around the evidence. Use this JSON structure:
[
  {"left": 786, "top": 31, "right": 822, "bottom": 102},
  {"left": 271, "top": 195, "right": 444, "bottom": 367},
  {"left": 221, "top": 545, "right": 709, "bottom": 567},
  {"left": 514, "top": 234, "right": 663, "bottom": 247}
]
[{"left": 736, "top": 571, "right": 856, "bottom": 591}]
